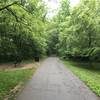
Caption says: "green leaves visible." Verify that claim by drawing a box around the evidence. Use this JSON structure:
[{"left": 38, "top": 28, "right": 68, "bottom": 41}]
[
  {"left": 0, "top": 0, "right": 48, "bottom": 62},
  {"left": 53, "top": 0, "right": 100, "bottom": 60},
  {"left": 0, "top": 0, "right": 100, "bottom": 61}
]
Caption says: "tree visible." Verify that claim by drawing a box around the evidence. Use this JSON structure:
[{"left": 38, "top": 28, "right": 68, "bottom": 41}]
[
  {"left": 0, "top": 0, "right": 48, "bottom": 62},
  {"left": 47, "top": 0, "right": 100, "bottom": 62}
]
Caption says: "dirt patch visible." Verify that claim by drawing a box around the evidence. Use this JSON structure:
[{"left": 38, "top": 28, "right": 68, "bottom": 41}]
[{"left": 0, "top": 61, "right": 41, "bottom": 71}]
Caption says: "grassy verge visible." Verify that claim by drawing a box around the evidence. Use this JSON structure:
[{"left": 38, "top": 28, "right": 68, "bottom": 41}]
[
  {"left": 63, "top": 60, "right": 100, "bottom": 96},
  {"left": 0, "top": 68, "right": 36, "bottom": 100}
]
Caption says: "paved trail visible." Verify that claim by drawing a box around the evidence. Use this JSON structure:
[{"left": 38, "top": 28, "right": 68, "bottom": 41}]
[{"left": 16, "top": 57, "right": 100, "bottom": 100}]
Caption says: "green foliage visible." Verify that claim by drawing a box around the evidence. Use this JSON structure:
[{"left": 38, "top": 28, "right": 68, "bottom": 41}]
[
  {"left": 90, "top": 47, "right": 100, "bottom": 61},
  {"left": 46, "top": 22, "right": 59, "bottom": 55},
  {"left": 63, "top": 61, "right": 100, "bottom": 96},
  {"left": 0, "top": 0, "right": 48, "bottom": 62},
  {"left": 48, "top": 0, "right": 100, "bottom": 62},
  {"left": 0, "top": 0, "right": 100, "bottom": 62}
]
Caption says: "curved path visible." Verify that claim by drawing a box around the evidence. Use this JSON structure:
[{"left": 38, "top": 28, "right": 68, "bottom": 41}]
[{"left": 16, "top": 57, "right": 100, "bottom": 100}]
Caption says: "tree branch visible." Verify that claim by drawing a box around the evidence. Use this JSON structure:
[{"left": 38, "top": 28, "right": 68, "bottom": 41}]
[
  {"left": 0, "top": 1, "right": 18, "bottom": 11},
  {"left": 6, "top": 8, "right": 19, "bottom": 22}
]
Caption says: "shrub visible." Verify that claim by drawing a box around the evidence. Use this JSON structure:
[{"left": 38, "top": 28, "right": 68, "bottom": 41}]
[{"left": 90, "top": 47, "right": 100, "bottom": 62}]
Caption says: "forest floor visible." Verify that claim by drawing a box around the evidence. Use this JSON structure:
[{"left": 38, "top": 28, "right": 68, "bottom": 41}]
[
  {"left": 16, "top": 57, "right": 99, "bottom": 100},
  {"left": 0, "top": 60, "right": 40, "bottom": 100},
  {"left": 0, "top": 60, "right": 39, "bottom": 71}
]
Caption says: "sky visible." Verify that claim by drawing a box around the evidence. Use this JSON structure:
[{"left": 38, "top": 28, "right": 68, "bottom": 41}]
[
  {"left": 44, "top": 0, "right": 60, "bottom": 17},
  {"left": 44, "top": 0, "right": 80, "bottom": 18},
  {"left": 70, "top": 0, "right": 80, "bottom": 7}
]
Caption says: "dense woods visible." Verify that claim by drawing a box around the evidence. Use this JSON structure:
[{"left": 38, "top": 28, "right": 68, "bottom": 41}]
[
  {"left": 0, "top": 1, "right": 100, "bottom": 99},
  {"left": 0, "top": 0, "right": 100, "bottom": 63},
  {"left": 48, "top": 0, "right": 100, "bottom": 62},
  {"left": 0, "top": 0, "right": 48, "bottom": 62}
]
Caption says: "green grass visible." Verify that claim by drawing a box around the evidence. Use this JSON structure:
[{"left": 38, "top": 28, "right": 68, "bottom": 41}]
[
  {"left": 0, "top": 68, "right": 35, "bottom": 100},
  {"left": 63, "top": 60, "right": 100, "bottom": 96}
]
